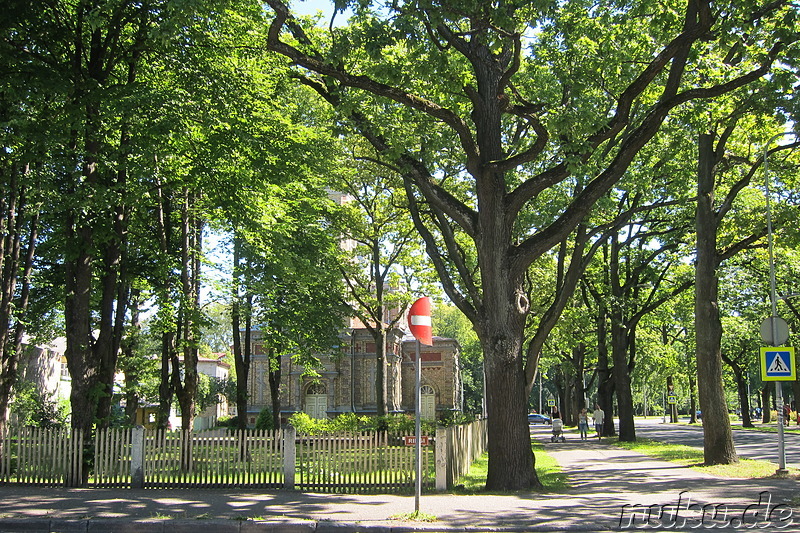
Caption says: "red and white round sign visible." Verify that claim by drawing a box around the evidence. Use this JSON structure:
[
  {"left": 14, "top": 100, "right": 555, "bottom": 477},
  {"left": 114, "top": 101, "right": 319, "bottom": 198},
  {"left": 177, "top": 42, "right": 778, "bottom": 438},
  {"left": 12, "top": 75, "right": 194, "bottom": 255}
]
[{"left": 408, "top": 297, "right": 433, "bottom": 346}]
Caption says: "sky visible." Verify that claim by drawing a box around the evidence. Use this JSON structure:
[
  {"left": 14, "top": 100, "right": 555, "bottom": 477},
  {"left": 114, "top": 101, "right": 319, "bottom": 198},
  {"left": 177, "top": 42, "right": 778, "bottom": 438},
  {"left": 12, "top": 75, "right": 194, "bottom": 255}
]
[{"left": 289, "top": 0, "right": 352, "bottom": 25}]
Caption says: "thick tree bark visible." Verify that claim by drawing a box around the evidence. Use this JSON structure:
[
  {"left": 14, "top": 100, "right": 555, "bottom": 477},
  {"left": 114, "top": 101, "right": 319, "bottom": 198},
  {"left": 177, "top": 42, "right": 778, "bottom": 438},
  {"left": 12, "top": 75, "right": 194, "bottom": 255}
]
[
  {"left": 64, "top": 127, "right": 100, "bottom": 484},
  {"left": 695, "top": 133, "right": 737, "bottom": 465},
  {"left": 477, "top": 262, "right": 539, "bottom": 489}
]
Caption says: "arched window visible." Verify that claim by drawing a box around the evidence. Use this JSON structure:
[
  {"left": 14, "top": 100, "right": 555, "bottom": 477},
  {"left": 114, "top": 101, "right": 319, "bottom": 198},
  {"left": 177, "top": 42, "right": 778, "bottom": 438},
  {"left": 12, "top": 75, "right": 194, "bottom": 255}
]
[{"left": 307, "top": 383, "right": 326, "bottom": 395}]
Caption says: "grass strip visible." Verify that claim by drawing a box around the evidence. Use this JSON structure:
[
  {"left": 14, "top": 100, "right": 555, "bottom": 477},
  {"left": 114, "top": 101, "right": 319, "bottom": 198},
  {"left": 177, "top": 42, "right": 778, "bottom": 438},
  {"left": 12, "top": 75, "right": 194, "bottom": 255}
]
[
  {"left": 732, "top": 424, "right": 800, "bottom": 435},
  {"left": 614, "top": 438, "right": 799, "bottom": 479},
  {"left": 389, "top": 511, "right": 438, "bottom": 522}
]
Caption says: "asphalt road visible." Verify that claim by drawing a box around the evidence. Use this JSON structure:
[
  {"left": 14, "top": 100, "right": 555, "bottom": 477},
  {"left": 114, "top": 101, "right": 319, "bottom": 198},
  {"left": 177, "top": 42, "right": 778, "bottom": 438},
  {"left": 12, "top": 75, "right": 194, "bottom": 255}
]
[{"left": 632, "top": 417, "right": 800, "bottom": 468}]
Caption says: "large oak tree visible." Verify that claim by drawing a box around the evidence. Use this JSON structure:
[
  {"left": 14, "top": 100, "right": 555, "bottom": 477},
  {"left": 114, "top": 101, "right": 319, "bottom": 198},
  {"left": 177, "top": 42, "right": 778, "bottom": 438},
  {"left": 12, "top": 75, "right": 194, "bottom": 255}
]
[{"left": 263, "top": 0, "right": 793, "bottom": 489}]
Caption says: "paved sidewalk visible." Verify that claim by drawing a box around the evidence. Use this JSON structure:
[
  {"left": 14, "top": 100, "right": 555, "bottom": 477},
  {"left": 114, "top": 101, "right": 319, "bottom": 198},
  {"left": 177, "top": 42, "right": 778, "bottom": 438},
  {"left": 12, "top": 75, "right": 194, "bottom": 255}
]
[{"left": 0, "top": 427, "right": 797, "bottom": 532}]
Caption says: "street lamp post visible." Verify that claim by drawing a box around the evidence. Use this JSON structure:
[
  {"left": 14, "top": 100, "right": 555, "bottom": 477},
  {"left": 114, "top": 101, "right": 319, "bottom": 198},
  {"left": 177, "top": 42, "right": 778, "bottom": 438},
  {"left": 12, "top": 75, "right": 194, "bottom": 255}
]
[{"left": 763, "top": 131, "right": 796, "bottom": 474}]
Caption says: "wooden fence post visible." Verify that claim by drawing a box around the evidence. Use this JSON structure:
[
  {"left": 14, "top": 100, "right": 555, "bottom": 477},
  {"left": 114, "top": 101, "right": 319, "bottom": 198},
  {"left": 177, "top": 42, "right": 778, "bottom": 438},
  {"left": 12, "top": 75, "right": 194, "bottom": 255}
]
[
  {"left": 131, "top": 426, "right": 145, "bottom": 489},
  {"left": 283, "top": 426, "right": 296, "bottom": 490},
  {"left": 435, "top": 427, "right": 447, "bottom": 491}
]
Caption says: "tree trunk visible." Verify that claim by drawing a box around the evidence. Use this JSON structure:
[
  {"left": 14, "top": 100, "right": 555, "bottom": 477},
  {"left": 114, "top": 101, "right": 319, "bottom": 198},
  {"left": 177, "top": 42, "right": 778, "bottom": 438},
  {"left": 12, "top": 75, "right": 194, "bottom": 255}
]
[
  {"left": 0, "top": 165, "right": 38, "bottom": 433},
  {"left": 121, "top": 290, "right": 143, "bottom": 425},
  {"left": 231, "top": 233, "right": 250, "bottom": 430},
  {"left": 568, "top": 345, "right": 587, "bottom": 425},
  {"left": 736, "top": 372, "right": 753, "bottom": 428},
  {"left": 171, "top": 189, "right": 202, "bottom": 434},
  {"left": 482, "top": 334, "right": 538, "bottom": 490},
  {"left": 695, "top": 133, "right": 737, "bottom": 465},
  {"left": 721, "top": 350, "right": 753, "bottom": 428},
  {"left": 157, "top": 331, "right": 175, "bottom": 429},
  {"left": 242, "top": 296, "right": 252, "bottom": 425},
  {"left": 374, "top": 326, "right": 387, "bottom": 417},
  {"left": 594, "top": 301, "right": 616, "bottom": 437},
  {"left": 761, "top": 385, "right": 771, "bottom": 423},
  {"left": 478, "top": 263, "right": 539, "bottom": 489},
  {"left": 610, "top": 236, "right": 635, "bottom": 441},
  {"left": 686, "top": 351, "right": 698, "bottom": 424},
  {"left": 269, "top": 347, "right": 282, "bottom": 428},
  {"left": 154, "top": 173, "right": 174, "bottom": 430}
]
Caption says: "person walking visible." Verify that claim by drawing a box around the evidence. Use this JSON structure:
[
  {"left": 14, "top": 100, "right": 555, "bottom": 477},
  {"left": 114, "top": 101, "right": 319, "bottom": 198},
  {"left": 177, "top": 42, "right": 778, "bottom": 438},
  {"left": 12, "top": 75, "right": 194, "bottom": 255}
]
[
  {"left": 593, "top": 404, "right": 605, "bottom": 439},
  {"left": 578, "top": 408, "right": 589, "bottom": 440}
]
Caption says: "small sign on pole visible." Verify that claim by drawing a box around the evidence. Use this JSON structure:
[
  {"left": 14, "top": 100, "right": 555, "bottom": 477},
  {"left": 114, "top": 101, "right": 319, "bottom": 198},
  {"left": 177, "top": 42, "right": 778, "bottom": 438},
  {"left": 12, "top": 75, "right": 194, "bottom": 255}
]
[
  {"left": 404, "top": 435, "right": 429, "bottom": 446},
  {"left": 409, "top": 297, "right": 433, "bottom": 346},
  {"left": 667, "top": 393, "right": 677, "bottom": 405}
]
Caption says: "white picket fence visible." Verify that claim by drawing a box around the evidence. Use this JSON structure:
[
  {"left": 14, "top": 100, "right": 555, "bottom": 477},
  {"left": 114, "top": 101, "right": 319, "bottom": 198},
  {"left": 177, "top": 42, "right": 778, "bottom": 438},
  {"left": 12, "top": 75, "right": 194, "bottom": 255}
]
[
  {"left": 0, "top": 421, "right": 487, "bottom": 492},
  {"left": 0, "top": 426, "right": 84, "bottom": 487}
]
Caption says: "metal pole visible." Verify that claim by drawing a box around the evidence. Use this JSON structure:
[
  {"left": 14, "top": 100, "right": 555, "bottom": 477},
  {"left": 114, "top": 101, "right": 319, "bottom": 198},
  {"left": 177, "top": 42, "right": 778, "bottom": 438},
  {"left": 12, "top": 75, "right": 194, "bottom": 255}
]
[
  {"left": 538, "top": 371, "right": 542, "bottom": 414},
  {"left": 415, "top": 339, "right": 422, "bottom": 512},
  {"left": 764, "top": 132, "right": 792, "bottom": 474}
]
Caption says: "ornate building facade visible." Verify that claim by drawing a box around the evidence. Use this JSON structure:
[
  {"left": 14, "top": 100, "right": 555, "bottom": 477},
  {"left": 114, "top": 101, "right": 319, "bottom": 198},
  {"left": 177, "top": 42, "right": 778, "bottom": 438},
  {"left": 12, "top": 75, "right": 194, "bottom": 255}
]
[{"left": 245, "top": 326, "right": 461, "bottom": 425}]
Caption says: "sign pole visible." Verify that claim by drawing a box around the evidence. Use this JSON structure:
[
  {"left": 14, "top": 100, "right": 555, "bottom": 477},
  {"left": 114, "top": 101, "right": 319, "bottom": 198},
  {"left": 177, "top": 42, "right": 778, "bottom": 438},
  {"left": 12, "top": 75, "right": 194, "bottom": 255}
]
[
  {"left": 415, "top": 338, "right": 422, "bottom": 513},
  {"left": 764, "top": 133, "right": 791, "bottom": 474},
  {"left": 408, "top": 296, "right": 432, "bottom": 514}
]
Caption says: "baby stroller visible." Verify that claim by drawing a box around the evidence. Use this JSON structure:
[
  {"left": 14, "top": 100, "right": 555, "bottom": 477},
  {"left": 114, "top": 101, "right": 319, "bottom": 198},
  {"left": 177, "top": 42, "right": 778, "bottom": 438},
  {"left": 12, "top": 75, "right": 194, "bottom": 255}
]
[{"left": 550, "top": 418, "right": 566, "bottom": 442}]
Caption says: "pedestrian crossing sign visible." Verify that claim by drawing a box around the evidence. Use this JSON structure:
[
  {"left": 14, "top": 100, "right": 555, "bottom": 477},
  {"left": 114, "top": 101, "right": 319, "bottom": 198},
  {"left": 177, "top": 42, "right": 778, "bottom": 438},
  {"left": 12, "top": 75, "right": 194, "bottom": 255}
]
[{"left": 760, "top": 347, "right": 796, "bottom": 381}]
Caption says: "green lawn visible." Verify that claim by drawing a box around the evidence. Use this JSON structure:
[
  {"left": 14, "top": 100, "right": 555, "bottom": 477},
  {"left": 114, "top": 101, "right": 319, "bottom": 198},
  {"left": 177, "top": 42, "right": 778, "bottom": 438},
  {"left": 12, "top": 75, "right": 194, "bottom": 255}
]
[
  {"left": 613, "top": 437, "right": 800, "bottom": 479},
  {"left": 732, "top": 424, "right": 800, "bottom": 435}
]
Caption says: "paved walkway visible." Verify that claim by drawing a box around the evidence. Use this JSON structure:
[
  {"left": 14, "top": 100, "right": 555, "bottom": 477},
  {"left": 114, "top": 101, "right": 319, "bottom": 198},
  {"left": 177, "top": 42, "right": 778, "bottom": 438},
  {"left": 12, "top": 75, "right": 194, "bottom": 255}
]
[{"left": 0, "top": 425, "right": 797, "bottom": 532}]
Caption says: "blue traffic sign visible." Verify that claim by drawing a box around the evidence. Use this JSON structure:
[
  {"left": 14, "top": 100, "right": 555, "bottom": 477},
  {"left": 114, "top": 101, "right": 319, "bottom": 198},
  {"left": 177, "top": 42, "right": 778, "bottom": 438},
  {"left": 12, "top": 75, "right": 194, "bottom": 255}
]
[{"left": 760, "top": 347, "right": 796, "bottom": 381}]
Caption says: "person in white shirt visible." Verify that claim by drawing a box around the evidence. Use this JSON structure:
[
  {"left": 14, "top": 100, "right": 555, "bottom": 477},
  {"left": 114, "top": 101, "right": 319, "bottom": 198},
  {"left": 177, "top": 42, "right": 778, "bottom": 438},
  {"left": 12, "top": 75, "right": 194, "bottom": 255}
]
[{"left": 593, "top": 404, "right": 605, "bottom": 439}]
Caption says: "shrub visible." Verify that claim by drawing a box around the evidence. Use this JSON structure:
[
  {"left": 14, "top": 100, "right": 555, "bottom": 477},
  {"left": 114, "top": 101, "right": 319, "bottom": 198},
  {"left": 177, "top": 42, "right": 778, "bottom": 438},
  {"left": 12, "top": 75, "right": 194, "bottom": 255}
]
[
  {"left": 328, "top": 412, "right": 371, "bottom": 432},
  {"left": 287, "top": 412, "right": 452, "bottom": 435},
  {"left": 10, "top": 381, "right": 69, "bottom": 429},
  {"left": 438, "top": 410, "right": 472, "bottom": 427},
  {"left": 255, "top": 408, "right": 275, "bottom": 430},
  {"left": 215, "top": 416, "right": 238, "bottom": 428},
  {"left": 288, "top": 412, "right": 325, "bottom": 434}
]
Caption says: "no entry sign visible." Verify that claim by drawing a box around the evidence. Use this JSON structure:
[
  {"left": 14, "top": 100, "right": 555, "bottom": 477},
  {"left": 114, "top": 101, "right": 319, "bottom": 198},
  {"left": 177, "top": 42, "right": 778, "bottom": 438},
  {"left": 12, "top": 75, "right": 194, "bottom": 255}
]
[{"left": 408, "top": 297, "right": 433, "bottom": 346}]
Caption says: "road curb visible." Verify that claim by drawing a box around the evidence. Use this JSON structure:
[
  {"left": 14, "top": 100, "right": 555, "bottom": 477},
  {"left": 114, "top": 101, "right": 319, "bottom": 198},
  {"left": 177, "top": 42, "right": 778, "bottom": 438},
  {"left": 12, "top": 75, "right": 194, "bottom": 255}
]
[{"left": 0, "top": 517, "right": 613, "bottom": 533}]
